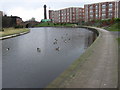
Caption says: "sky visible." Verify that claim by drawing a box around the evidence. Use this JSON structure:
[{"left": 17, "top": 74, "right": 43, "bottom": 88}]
[{"left": 0, "top": 0, "right": 116, "bottom": 21}]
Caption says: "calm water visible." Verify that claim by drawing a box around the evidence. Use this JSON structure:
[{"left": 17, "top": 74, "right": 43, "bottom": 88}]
[{"left": 2, "top": 27, "right": 94, "bottom": 88}]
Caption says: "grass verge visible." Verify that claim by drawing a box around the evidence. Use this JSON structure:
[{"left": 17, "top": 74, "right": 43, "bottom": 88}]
[
  {"left": 117, "top": 38, "right": 120, "bottom": 43},
  {"left": 104, "top": 22, "right": 120, "bottom": 31},
  {"left": 35, "top": 22, "right": 77, "bottom": 27},
  {"left": 0, "top": 28, "right": 30, "bottom": 37}
]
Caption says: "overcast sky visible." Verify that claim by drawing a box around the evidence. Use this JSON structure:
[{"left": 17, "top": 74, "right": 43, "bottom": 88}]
[{"left": 0, "top": 0, "right": 116, "bottom": 21}]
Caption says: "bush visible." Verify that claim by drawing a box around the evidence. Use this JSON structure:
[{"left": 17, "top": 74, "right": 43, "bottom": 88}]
[{"left": 15, "top": 25, "right": 23, "bottom": 28}]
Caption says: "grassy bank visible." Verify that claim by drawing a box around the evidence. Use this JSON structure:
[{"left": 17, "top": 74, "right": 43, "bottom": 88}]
[
  {"left": 104, "top": 22, "right": 120, "bottom": 31},
  {"left": 35, "top": 22, "right": 77, "bottom": 27},
  {"left": 0, "top": 28, "right": 30, "bottom": 37},
  {"left": 117, "top": 38, "right": 120, "bottom": 43}
]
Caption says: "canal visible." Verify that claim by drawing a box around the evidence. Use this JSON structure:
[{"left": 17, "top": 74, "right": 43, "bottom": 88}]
[{"left": 2, "top": 27, "right": 95, "bottom": 88}]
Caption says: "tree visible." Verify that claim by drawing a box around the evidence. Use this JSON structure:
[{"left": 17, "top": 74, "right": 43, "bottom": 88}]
[{"left": 29, "top": 17, "right": 36, "bottom": 21}]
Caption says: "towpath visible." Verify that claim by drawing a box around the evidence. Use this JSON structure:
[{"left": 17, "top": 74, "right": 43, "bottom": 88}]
[{"left": 47, "top": 27, "right": 118, "bottom": 88}]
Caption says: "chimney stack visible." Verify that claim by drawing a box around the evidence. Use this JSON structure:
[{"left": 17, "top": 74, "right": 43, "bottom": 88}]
[{"left": 44, "top": 5, "right": 47, "bottom": 19}]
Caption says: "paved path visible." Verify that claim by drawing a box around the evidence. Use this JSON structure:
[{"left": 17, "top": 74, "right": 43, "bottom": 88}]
[{"left": 47, "top": 27, "right": 118, "bottom": 88}]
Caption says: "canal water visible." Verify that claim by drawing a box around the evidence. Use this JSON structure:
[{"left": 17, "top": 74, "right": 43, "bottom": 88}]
[{"left": 2, "top": 27, "right": 95, "bottom": 88}]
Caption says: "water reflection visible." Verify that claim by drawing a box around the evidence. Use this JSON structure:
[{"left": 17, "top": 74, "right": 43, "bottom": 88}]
[{"left": 2, "top": 27, "right": 96, "bottom": 88}]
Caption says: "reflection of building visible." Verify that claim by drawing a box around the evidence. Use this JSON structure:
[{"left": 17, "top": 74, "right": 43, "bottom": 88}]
[
  {"left": 84, "top": 1, "right": 119, "bottom": 22},
  {"left": 49, "top": 7, "right": 84, "bottom": 23}
]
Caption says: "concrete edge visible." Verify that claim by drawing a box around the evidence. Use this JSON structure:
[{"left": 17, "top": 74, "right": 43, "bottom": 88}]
[
  {"left": 0, "top": 30, "right": 30, "bottom": 40},
  {"left": 46, "top": 26, "right": 103, "bottom": 88}
]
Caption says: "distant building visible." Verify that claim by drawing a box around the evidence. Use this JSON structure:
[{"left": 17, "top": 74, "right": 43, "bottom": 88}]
[
  {"left": 0, "top": 11, "right": 3, "bottom": 30},
  {"left": 84, "top": 1, "right": 119, "bottom": 22},
  {"left": 44, "top": 5, "right": 47, "bottom": 19},
  {"left": 0, "top": 11, "right": 3, "bottom": 16},
  {"left": 118, "top": 0, "right": 120, "bottom": 18},
  {"left": 2, "top": 16, "right": 23, "bottom": 28},
  {"left": 49, "top": 7, "right": 84, "bottom": 23},
  {"left": 15, "top": 17, "right": 23, "bottom": 25}
]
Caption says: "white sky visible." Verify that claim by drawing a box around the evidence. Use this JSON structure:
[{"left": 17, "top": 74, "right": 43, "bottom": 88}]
[{"left": 0, "top": 0, "right": 116, "bottom": 21}]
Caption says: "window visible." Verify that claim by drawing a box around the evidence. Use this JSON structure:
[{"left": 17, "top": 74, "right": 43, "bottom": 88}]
[
  {"left": 102, "top": 13, "right": 106, "bottom": 19},
  {"left": 109, "top": 8, "right": 112, "bottom": 13},
  {"left": 90, "top": 14, "right": 93, "bottom": 18},
  {"left": 67, "top": 20, "right": 69, "bottom": 22},
  {"left": 73, "top": 14, "right": 75, "bottom": 16},
  {"left": 109, "top": 13, "right": 112, "bottom": 16},
  {"left": 102, "top": 9, "right": 106, "bottom": 13},
  {"left": 90, "top": 6, "right": 93, "bottom": 9},
  {"left": 95, "top": 5, "right": 98, "bottom": 9},
  {"left": 109, "top": 3, "right": 113, "bottom": 8},
  {"left": 96, "top": 14, "right": 98, "bottom": 18},
  {"left": 102, "top": 4, "right": 106, "bottom": 8},
  {"left": 102, "top": 9, "right": 106, "bottom": 11},
  {"left": 90, "top": 10, "right": 93, "bottom": 13},
  {"left": 95, "top": 10, "right": 98, "bottom": 13}
]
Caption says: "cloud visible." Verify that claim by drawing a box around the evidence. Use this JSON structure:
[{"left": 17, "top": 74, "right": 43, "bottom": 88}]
[{"left": 6, "top": 7, "right": 44, "bottom": 21}]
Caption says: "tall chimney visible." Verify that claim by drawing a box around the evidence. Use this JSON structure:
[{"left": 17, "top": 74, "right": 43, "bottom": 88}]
[{"left": 44, "top": 5, "right": 47, "bottom": 19}]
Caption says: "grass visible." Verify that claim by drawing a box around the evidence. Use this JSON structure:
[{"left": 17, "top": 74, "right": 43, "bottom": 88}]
[
  {"left": 117, "top": 38, "right": 120, "bottom": 43},
  {"left": 35, "top": 22, "right": 77, "bottom": 27},
  {"left": 104, "top": 22, "right": 120, "bottom": 31},
  {"left": 0, "top": 28, "right": 30, "bottom": 37}
]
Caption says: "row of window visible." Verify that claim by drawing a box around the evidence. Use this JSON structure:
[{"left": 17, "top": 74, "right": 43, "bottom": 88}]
[
  {"left": 89, "top": 3, "right": 113, "bottom": 10},
  {"left": 89, "top": 12, "right": 113, "bottom": 17}
]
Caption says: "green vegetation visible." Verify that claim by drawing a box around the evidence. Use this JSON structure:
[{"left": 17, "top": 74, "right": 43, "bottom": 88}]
[
  {"left": 104, "top": 23, "right": 120, "bottom": 31},
  {"left": 0, "top": 28, "right": 30, "bottom": 37},
  {"left": 117, "top": 38, "right": 120, "bottom": 44},
  {"left": 35, "top": 22, "right": 77, "bottom": 27},
  {"left": 83, "top": 18, "right": 120, "bottom": 31}
]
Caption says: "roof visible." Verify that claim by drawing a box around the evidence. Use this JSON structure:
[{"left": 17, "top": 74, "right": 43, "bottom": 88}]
[{"left": 41, "top": 19, "right": 51, "bottom": 22}]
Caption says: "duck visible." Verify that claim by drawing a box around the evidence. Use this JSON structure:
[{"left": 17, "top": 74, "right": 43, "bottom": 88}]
[
  {"left": 55, "top": 38, "right": 58, "bottom": 41},
  {"left": 53, "top": 41, "right": 57, "bottom": 44},
  {"left": 55, "top": 47, "right": 60, "bottom": 51},
  {"left": 37, "top": 48, "right": 41, "bottom": 52},
  {"left": 6, "top": 48, "right": 10, "bottom": 51},
  {"left": 64, "top": 39, "right": 67, "bottom": 43}
]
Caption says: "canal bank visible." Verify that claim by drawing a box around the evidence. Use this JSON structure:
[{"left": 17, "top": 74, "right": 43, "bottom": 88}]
[
  {"left": 46, "top": 26, "right": 118, "bottom": 88},
  {"left": 0, "top": 28, "right": 30, "bottom": 40}
]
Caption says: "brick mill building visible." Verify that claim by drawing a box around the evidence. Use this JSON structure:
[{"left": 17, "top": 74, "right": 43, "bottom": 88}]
[
  {"left": 84, "top": 1, "right": 120, "bottom": 22},
  {"left": 49, "top": 7, "right": 84, "bottom": 23},
  {"left": 49, "top": 0, "right": 120, "bottom": 23}
]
